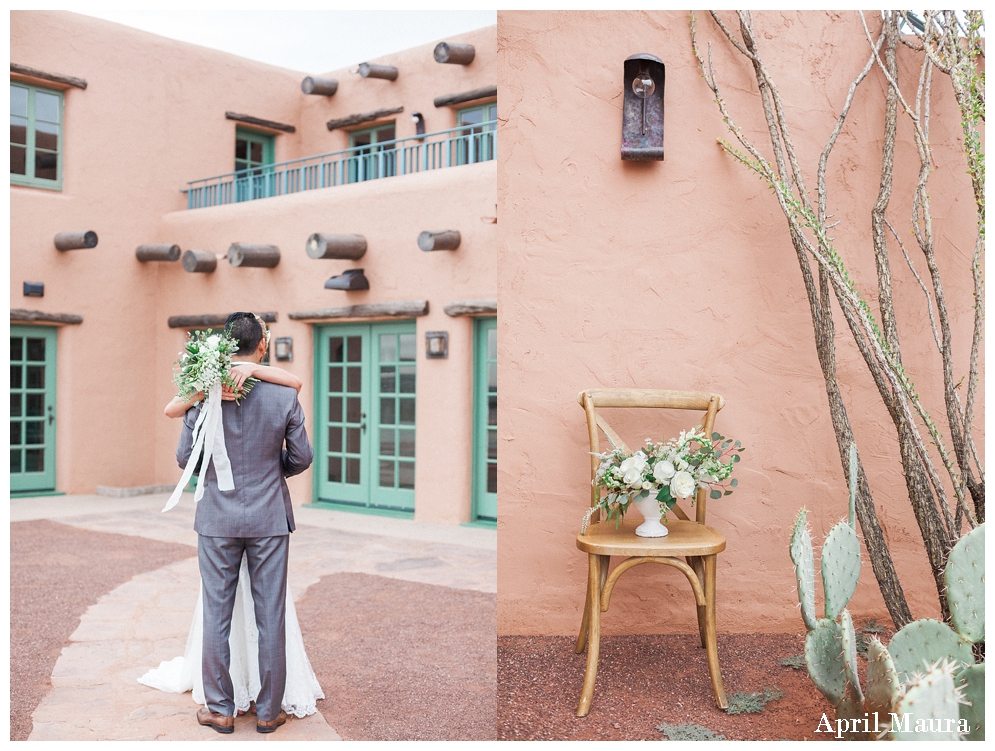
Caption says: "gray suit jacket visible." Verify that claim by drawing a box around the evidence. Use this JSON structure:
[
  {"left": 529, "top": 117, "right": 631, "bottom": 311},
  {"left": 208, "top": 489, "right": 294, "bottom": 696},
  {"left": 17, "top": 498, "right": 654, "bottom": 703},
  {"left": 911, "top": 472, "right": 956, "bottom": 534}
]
[{"left": 177, "top": 380, "right": 313, "bottom": 538}]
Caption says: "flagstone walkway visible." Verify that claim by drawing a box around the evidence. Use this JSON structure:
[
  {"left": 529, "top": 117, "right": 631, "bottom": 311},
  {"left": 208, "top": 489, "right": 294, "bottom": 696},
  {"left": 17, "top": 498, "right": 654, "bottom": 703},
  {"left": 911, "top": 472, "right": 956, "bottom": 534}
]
[{"left": 12, "top": 492, "right": 496, "bottom": 741}]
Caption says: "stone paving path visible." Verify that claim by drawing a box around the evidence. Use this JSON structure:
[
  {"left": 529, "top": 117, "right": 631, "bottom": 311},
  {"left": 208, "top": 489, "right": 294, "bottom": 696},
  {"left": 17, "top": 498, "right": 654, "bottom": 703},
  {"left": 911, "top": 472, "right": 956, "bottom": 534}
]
[{"left": 15, "top": 493, "right": 495, "bottom": 742}]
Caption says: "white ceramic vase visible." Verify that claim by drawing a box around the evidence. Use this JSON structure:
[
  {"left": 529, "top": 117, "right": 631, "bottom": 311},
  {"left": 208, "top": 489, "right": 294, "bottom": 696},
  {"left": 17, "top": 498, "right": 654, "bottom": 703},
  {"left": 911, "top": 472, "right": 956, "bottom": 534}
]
[{"left": 633, "top": 496, "right": 669, "bottom": 538}]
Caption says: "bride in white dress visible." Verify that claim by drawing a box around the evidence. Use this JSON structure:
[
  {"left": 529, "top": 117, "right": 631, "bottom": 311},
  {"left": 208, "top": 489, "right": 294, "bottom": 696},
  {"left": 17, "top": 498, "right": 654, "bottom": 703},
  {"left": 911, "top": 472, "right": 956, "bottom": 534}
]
[{"left": 142, "top": 327, "right": 323, "bottom": 717}]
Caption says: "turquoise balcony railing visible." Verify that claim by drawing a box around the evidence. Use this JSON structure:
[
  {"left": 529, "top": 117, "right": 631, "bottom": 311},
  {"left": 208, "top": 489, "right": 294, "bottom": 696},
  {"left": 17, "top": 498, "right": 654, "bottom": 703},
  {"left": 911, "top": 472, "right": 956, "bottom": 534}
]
[{"left": 185, "top": 121, "right": 496, "bottom": 209}]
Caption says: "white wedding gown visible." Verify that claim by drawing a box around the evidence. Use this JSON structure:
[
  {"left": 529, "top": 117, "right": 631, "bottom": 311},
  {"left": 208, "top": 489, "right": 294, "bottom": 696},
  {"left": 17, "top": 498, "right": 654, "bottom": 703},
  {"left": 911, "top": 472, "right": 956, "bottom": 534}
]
[{"left": 138, "top": 554, "right": 324, "bottom": 717}]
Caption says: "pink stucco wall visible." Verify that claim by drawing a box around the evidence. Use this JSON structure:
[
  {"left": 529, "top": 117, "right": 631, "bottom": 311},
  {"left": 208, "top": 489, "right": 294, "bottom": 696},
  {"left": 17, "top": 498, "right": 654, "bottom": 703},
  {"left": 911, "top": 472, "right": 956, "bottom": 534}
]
[
  {"left": 496, "top": 11, "right": 983, "bottom": 634},
  {"left": 11, "top": 11, "right": 497, "bottom": 525}
]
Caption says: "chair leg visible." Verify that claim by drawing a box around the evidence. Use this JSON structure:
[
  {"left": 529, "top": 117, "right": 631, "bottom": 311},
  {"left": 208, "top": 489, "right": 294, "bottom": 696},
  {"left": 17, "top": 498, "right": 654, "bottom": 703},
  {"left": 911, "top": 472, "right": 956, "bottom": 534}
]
[
  {"left": 575, "top": 554, "right": 609, "bottom": 653},
  {"left": 702, "top": 555, "right": 728, "bottom": 708},
  {"left": 576, "top": 553, "right": 603, "bottom": 717},
  {"left": 687, "top": 556, "right": 707, "bottom": 648}
]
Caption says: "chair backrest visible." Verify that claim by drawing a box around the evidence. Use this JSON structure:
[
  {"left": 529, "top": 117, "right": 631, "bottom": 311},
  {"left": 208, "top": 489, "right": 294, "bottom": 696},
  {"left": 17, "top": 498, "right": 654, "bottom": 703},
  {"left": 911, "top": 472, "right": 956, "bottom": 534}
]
[{"left": 578, "top": 388, "right": 724, "bottom": 525}]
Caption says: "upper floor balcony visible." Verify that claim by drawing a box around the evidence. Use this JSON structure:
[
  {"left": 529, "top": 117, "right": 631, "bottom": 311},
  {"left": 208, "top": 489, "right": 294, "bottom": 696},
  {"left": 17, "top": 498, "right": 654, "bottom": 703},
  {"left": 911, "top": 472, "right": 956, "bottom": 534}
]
[{"left": 185, "top": 121, "right": 496, "bottom": 210}]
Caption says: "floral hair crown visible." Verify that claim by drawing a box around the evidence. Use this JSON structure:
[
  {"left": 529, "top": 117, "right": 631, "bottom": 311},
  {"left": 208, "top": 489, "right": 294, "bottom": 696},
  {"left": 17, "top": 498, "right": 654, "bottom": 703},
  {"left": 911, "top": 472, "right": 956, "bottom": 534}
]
[{"left": 253, "top": 313, "right": 271, "bottom": 350}]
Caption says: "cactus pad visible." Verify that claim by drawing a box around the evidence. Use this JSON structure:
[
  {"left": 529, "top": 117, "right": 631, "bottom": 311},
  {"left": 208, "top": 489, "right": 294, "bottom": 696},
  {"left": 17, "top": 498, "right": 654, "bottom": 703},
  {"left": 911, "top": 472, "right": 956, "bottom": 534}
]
[
  {"left": 945, "top": 522, "right": 985, "bottom": 643},
  {"left": 835, "top": 687, "right": 870, "bottom": 740},
  {"left": 891, "top": 665, "right": 963, "bottom": 740},
  {"left": 956, "top": 663, "right": 985, "bottom": 741},
  {"left": 790, "top": 509, "right": 817, "bottom": 631},
  {"left": 888, "top": 619, "right": 974, "bottom": 685},
  {"left": 839, "top": 609, "right": 863, "bottom": 703},
  {"left": 821, "top": 520, "right": 861, "bottom": 620},
  {"left": 864, "top": 636, "right": 901, "bottom": 719},
  {"left": 805, "top": 618, "right": 847, "bottom": 706}
]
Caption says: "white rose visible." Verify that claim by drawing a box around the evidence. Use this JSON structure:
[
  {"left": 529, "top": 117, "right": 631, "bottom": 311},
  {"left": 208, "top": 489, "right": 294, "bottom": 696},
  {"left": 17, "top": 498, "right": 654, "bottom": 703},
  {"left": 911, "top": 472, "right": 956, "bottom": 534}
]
[
  {"left": 653, "top": 460, "right": 676, "bottom": 482},
  {"left": 622, "top": 467, "right": 643, "bottom": 487},
  {"left": 641, "top": 481, "right": 652, "bottom": 490},
  {"left": 670, "top": 470, "right": 696, "bottom": 499},
  {"left": 206, "top": 334, "right": 220, "bottom": 347}
]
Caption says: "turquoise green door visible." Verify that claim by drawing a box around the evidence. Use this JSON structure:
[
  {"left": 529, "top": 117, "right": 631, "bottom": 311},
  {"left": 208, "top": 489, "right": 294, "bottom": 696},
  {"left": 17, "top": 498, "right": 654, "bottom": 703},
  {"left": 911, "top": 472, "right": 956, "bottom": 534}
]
[
  {"left": 10, "top": 326, "right": 57, "bottom": 494},
  {"left": 315, "top": 322, "right": 416, "bottom": 513},
  {"left": 472, "top": 317, "right": 497, "bottom": 522}
]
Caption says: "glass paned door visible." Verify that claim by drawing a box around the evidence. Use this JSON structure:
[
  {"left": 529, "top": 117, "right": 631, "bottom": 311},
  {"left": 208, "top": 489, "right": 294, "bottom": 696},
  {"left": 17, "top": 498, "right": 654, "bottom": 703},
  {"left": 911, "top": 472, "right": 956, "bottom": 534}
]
[
  {"left": 472, "top": 317, "right": 497, "bottom": 522},
  {"left": 456, "top": 103, "right": 497, "bottom": 166},
  {"left": 316, "top": 322, "right": 416, "bottom": 513},
  {"left": 348, "top": 123, "right": 397, "bottom": 183},
  {"left": 10, "top": 325, "right": 57, "bottom": 493},
  {"left": 234, "top": 127, "right": 274, "bottom": 202}
]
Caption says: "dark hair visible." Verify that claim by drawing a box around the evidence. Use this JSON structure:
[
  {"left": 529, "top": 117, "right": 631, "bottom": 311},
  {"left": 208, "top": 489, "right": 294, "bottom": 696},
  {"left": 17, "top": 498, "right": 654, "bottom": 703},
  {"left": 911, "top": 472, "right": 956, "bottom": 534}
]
[{"left": 224, "top": 312, "right": 264, "bottom": 356}]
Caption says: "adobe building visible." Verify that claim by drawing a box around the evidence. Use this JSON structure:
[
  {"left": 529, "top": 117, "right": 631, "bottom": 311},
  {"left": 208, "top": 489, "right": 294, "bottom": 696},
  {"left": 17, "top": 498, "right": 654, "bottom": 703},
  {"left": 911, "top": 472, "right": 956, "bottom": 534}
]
[
  {"left": 10, "top": 11, "right": 497, "bottom": 527},
  {"left": 497, "top": 11, "right": 982, "bottom": 635}
]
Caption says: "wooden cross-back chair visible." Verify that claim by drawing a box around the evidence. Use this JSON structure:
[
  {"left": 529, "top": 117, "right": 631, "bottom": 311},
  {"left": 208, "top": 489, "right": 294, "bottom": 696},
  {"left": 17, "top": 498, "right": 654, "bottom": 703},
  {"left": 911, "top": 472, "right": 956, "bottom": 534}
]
[{"left": 574, "top": 388, "right": 729, "bottom": 717}]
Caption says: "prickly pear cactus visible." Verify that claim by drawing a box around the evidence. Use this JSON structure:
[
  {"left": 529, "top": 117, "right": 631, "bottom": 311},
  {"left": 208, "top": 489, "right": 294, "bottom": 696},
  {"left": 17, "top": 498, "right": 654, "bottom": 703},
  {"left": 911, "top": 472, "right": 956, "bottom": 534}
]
[
  {"left": 957, "top": 663, "right": 985, "bottom": 741},
  {"left": 864, "top": 636, "right": 901, "bottom": 719},
  {"left": 945, "top": 523, "right": 985, "bottom": 644},
  {"left": 890, "top": 664, "right": 963, "bottom": 741},
  {"left": 888, "top": 619, "right": 974, "bottom": 685},
  {"left": 821, "top": 520, "right": 861, "bottom": 621},
  {"left": 805, "top": 618, "right": 847, "bottom": 706},
  {"left": 840, "top": 609, "right": 863, "bottom": 703},
  {"left": 790, "top": 509, "right": 817, "bottom": 631},
  {"left": 835, "top": 685, "right": 871, "bottom": 741}
]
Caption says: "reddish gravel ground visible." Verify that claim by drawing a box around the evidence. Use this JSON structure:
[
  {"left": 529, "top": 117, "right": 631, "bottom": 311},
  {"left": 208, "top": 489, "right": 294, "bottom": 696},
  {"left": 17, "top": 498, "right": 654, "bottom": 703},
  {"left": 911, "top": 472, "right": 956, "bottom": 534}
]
[
  {"left": 9, "top": 519, "right": 496, "bottom": 742},
  {"left": 296, "top": 572, "right": 496, "bottom": 741},
  {"left": 9, "top": 519, "right": 196, "bottom": 742},
  {"left": 498, "top": 633, "right": 838, "bottom": 741}
]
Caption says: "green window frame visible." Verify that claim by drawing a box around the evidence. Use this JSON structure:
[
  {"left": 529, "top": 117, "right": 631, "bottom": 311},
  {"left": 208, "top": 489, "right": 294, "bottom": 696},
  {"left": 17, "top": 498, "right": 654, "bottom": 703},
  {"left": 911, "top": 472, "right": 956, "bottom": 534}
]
[
  {"left": 471, "top": 317, "right": 497, "bottom": 524},
  {"left": 234, "top": 127, "right": 275, "bottom": 202},
  {"left": 10, "top": 325, "right": 58, "bottom": 494},
  {"left": 10, "top": 82, "right": 63, "bottom": 190},
  {"left": 348, "top": 122, "right": 397, "bottom": 183},
  {"left": 456, "top": 102, "right": 496, "bottom": 166}
]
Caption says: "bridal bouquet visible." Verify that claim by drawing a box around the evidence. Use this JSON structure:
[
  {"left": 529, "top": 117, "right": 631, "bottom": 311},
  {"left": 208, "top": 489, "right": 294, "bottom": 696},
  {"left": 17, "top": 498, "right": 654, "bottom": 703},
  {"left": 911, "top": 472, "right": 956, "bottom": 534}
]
[
  {"left": 163, "top": 329, "right": 257, "bottom": 513},
  {"left": 173, "top": 330, "right": 257, "bottom": 403},
  {"left": 582, "top": 428, "right": 744, "bottom": 532}
]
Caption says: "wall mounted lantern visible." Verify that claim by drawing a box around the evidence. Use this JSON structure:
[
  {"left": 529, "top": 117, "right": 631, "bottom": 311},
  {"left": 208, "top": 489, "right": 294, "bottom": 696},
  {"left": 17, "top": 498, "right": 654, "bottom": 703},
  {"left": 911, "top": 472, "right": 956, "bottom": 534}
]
[
  {"left": 23, "top": 282, "right": 44, "bottom": 297},
  {"left": 425, "top": 331, "right": 449, "bottom": 359},
  {"left": 434, "top": 42, "right": 475, "bottom": 65},
  {"left": 325, "top": 268, "right": 370, "bottom": 291},
  {"left": 418, "top": 230, "right": 461, "bottom": 252},
  {"left": 54, "top": 231, "right": 98, "bottom": 251},
  {"left": 412, "top": 112, "right": 426, "bottom": 136},
  {"left": 621, "top": 53, "right": 665, "bottom": 161},
  {"left": 301, "top": 76, "right": 338, "bottom": 96},
  {"left": 228, "top": 242, "right": 281, "bottom": 268},
  {"left": 356, "top": 62, "right": 398, "bottom": 81},
  {"left": 306, "top": 233, "right": 367, "bottom": 260},
  {"left": 274, "top": 337, "right": 293, "bottom": 362},
  {"left": 182, "top": 249, "right": 218, "bottom": 273},
  {"left": 135, "top": 244, "right": 181, "bottom": 262}
]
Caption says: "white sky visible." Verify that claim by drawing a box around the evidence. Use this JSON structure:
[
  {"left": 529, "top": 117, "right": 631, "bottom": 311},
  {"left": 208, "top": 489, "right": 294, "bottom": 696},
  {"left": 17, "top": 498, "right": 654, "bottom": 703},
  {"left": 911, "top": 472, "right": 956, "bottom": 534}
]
[{"left": 69, "top": 9, "right": 497, "bottom": 74}]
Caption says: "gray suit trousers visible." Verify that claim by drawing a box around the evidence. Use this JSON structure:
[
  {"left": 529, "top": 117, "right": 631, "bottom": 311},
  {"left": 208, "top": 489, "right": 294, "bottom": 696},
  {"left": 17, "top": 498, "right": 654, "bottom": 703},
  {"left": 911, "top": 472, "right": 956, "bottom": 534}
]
[{"left": 198, "top": 534, "right": 289, "bottom": 722}]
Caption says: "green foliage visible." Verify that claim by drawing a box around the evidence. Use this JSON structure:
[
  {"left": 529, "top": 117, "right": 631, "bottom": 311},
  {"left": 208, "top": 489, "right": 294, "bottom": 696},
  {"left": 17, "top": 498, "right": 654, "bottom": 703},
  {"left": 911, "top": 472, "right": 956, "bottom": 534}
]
[
  {"left": 957, "top": 663, "right": 985, "bottom": 741},
  {"left": 945, "top": 523, "right": 985, "bottom": 644},
  {"left": 657, "top": 721, "right": 726, "bottom": 741},
  {"left": 789, "top": 509, "right": 817, "bottom": 631},
  {"left": 861, "top": 617, "right": 885, "bottom": 634},
  {"left": 779, "top": 655, "right": 806, "bottom": 670},
  {"left": 821, "top": 520, "right": 861, "bottom": 621},
  {"left": 888, "top": 619, "right": 974, "bottom": 685},
  {"left": 724, "top": 686, "right": 784, "bottom": 715}
]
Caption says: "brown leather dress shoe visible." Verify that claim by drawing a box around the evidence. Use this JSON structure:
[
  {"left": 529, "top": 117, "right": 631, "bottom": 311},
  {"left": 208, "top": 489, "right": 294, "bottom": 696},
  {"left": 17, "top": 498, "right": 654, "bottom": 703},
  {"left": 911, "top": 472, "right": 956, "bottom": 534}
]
[
  {"left": 256, "top": 710, "right": 288, "bottom": 734},
  {"left": 197, "top": 707, "right": 235, "bottom": 734}
]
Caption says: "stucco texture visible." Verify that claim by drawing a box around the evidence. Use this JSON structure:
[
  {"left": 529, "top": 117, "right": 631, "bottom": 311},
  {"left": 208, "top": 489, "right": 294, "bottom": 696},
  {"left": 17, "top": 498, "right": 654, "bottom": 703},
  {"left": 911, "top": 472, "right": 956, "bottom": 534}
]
[{"left": 496, "top": 11, "right": 982, "bottom": 634}]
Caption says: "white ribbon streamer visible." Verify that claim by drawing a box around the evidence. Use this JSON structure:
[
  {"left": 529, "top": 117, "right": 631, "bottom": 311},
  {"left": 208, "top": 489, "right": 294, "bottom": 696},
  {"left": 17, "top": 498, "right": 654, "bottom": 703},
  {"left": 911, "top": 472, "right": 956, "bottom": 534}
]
[{"left": 163, "top": 383, "right": 235, "bottom": 512}]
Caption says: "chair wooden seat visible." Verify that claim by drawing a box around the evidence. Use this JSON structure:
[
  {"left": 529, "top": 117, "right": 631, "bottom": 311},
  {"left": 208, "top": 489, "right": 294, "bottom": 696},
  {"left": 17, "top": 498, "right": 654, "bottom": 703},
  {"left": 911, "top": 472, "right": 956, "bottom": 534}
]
[
  {"left": 576, "top": 518, "right": 726, "bottom": 558},
  {"left": 573, "top": 388, "right": 730, "bottom": 717}
]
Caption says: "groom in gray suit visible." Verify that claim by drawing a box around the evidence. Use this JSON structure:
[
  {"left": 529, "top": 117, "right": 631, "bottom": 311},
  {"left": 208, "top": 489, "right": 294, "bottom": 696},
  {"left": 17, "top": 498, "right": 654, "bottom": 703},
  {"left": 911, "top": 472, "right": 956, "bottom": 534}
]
[{"left": 176, "top": 312, "right": 313, "bottom": 734}]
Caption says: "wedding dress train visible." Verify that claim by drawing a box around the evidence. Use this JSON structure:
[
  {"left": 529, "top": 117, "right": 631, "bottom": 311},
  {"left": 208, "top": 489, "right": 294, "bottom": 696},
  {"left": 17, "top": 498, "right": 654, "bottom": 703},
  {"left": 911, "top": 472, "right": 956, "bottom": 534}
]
[{"left": 138, "top": 554, "right": 324, "bottom": 717}]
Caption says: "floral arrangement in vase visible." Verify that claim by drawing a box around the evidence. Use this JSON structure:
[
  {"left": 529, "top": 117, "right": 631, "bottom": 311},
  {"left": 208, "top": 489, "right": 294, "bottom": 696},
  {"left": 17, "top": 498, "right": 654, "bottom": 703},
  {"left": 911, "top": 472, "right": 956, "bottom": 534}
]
[{"left": 582, "top": 428, "right": 744, "bottom": 536}]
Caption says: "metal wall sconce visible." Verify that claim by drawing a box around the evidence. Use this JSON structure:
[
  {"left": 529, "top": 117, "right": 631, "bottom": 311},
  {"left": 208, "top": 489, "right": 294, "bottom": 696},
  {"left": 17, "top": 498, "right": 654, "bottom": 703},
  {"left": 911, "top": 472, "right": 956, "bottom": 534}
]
[
  {"left": 412, "top": 112, "right": 425, "bottom": 136},
  {"left": 54, "top": 231, "right": 98, "bottom": 251},
  {"left": 274, "top": 337, "right": 293, "bottom": 362},
  {"left": 425, "top": 331, "right": 449, "bottom": 359},
  {"left": 434, "top": 42, "right": 475, "bottom": 65},
  {"left": 621, "top": 53, "right": 666, "bottom": 161},
  {"left": 418, "top": 230, "right": 461, "bottom": 252},
  {"left": 23, "top": 282, "right": 44, "bottom": 297},
  {"left": 182, "top": 249, "right": 218, "bottom": 273},
  {"left": 301, "top": 76, "right": 338, "bottom": 96},
  {"left": 325, "top": 268, "right": 370, "bottom": 291},
  {"left": 356, "top": 62, "right": 398, "bottom": 81},
  {"left": 306, "top": 233, "right": 367, "bottom": 260},
  {"left": 228, "top": 242, "right": 281, "bottom": 268},
  {"left": 135, "top": 244, "right": 181, "bottom": 262}
]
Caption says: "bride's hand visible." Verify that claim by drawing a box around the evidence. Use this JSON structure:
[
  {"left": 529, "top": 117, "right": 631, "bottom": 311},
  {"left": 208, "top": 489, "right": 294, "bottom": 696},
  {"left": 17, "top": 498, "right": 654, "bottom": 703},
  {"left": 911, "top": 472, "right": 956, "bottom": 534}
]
[
  {"left": 221, "top": 385, "right": 238, "bottom": 401},
  {"left": 228, "top": 363, "right": 255, "bottom": 390}
]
